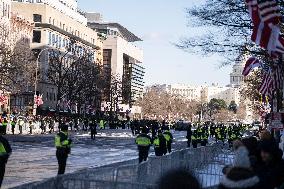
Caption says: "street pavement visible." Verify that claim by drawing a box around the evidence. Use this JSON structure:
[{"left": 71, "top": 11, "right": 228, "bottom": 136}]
[{"left": 2, "top": 129, "right": 187, "bottom": 189}]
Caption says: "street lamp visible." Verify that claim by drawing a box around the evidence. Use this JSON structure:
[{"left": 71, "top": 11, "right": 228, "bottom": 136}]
[{"left": 33, "top": 47, "right": 51, "bottom": 116}]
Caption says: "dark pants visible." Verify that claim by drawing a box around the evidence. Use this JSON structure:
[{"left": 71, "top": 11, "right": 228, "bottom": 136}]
[
  {"left": 12, "top": 126, "right": 15, "bottom": 135},
  {"left": 19, "top": 125, "right": 22, "bottom": 134},
  {"left": 192, "top": 140, "right": 198, "bottom": 148},
  {"left": 187, "top": 138, "right": 191, "bottom": 147},
  {"left": 154, "top": 148, "right": 163, "bottom": 156},
  {"left": 56, "top": 149, "right": 68, "bottom": 175},
  {"left": 166, "top": 142, "right": 172, "bottom": 153},
  {"left": 91, "top": 130, "right": 96, "bottom": 140},
  {"left": 138, "top": 146, "right": 149, "bottom": 163},
  {"left": 201, "top": 140, "right": 207, "bottom": 146},
  {"left": 0, "top": 161, "right": 6, "bottom": 187}
]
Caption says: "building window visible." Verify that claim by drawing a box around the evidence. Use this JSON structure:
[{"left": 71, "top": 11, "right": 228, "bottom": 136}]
[
  {"left": 52, "top": 34, "right": 55, "bottom": 45},
  {"left": 48, "top": 32, "right": 52, "bottom": 45},
  {"left": 32, "top": 30, "right": 41, "bottom": 43},
  {"left": 59, "top": 36, "right": 61, "bottom": 48},
  {"left": 49, "top": 17, "right": 51, "bottom": 24},
  {"left": 33, "top": 14, "right": 42, "bottom": 23},
  {"left": 56, "top": 35, "right": 58, "bottom": 47}
]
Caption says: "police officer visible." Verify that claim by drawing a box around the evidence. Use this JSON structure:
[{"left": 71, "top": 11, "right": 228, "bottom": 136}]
[
  {"left": 163, "top": 128, "right": 173, "bottom": 154},
  {"left": 11, "top": 118, "right": 16, "bottom": 135},
  {"left": 135, "top": 128, "right": 151, "bottom": 163},
  {"left": 2, "top": 118, "right": 7, "bottom": 135},
  {"left": 192, "top": 130, "right": 198, "bottom": 148},
  {"left": 0, "top": 134, "right": 11, "bottom": 187},
  {"left": 153, "top": 130, "right": 167, "bottom": 156},
  {"left": 89, "top": 119, "right": 97, "bottom": 140},
  {"left": 200, "top": 130, "right": 207, "bottom": 146},
  {"left": 186, "top": 124, "right": 192, "bottom": 147},
  {"left": 55, "top": 124, "right": 72, "bottom": 175}
]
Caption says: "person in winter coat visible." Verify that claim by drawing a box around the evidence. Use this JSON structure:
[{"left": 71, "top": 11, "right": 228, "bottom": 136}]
[
  {"left": 0, "top": 135, "right": 12, "bottom": 187},
  {"left": 163, "top": 128, "right": 173, "bottom": 154},
  {"left": 257, "top": 140, "right": 284, "bottom": 189},
  {"left": 241, "top": 137, "right": 262, "bottom": 172},
  {"left": 186, "top": 125, "right": 192, "bottom": 148},
  {"left": 153, "top": 130, "right": 167, "bottom": 156},
  {"left": 135, "top": 128, "right": 152, "bottom": 163},
  {"left": 219, "top": 145, "right": 262, "bottom": 189},
  {"left": 218, "top": 167, "right": 261, "bottom": 189},
  {"left": 89, "top": 119, "right": 97, "bottom": 140}
]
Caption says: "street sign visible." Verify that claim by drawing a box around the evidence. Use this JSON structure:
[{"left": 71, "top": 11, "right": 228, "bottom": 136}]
[{"left": 271, "top": 113, "right": 284, "bottom": 129}]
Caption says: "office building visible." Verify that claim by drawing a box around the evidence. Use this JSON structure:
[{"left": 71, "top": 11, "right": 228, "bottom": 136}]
[
  {"left": 87, "top": 13, "right": 144, "bottom": 114},
  {"left": 11, "top": 0, "right": 102, "bottom": 111}
]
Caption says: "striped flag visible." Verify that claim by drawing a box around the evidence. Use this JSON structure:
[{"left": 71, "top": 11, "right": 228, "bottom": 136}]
[
  {"left": 259, "top": 64, "right": 274, "bottom": 98},
  {"left": 273, "top": 65, "right": 284, "bottom": 89},
  {"left": 242, "top": 57, "right": 262, "bottom": 76},
  {"left": 259, "top": 73, "right": 274, "bottom": 98},
  {"left": 257, "top": 0, "right": 281, "bottom": 24},
  {"left": 246, "top": 0, "right": 260, "bottom": 25},
  {"left": 251, "top": 21, "right": 279, "bottom": 53},
  {"left": 246, "top": 0, "right": 281, "bottom": 54}
]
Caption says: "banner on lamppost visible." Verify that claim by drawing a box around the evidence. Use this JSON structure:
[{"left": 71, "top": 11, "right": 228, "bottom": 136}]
[
  {"left": 34, "top": 94, "right": 43, "bottom": 106},
  {"left": 271, "top": 113, "right": 284, "bottom": 130},
  {"left": 0, "top": 95, "right": 8, "bottom": 106}
]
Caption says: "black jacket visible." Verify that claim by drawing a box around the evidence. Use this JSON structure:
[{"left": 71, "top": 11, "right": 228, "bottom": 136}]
[{"left": 0, "top": 136, "right": 12, "bottom": 163}]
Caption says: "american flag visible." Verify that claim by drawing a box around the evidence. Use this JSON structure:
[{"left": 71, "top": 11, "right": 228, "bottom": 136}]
[
  {"left": 250, "top": 19, "right": 280, "bottom": 54},
  {"left": 259, "top": 64, "right": 274, "bottom": 98},
  {"left": 246, "top": 0, "right": 282, "bottom": 54},
  {"left": 257, "top": 0, "right": 281, "bottom": 24},
  {"left": 242, "top": 57, "right": 262, "bottom": 76},
  {"left": 259, "top": 73, "right": 274, "bottom": 97},
  {"left": 246, "top": 0, "right": 260, "bottom": 25},
  {"left": 258, "top": 63, "right": 283, "bottom": 98},
  {"left": 273, "top": 64, "right": 284, "bottom": 89}
]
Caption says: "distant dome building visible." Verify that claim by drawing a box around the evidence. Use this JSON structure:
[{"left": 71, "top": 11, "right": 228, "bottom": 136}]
[{"left": 229, "top": 60, "right": 245, "bottom": 88}]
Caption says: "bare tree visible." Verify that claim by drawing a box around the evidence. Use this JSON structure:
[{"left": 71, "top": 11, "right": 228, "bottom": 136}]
[
  {"left": 177, "top": 0, "right": 284, "bottom": 65},
  {"left": 214, "top": 109, "right": 234, "bottom": 122},
  {"left": 0, "top": 23, "right": 36, "bottom": 93},
  {"left": 47, "top": 39, "right": 103, "bottom": 113},
  {"left": 137, "top": 87, "right": 199, "bottom": 120}
]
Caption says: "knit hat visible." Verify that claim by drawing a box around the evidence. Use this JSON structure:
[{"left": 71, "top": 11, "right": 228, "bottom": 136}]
[
  {"left": 233, "top": 146, "right": 251, "bottom": 169},
  {"left": 219, "top": 167, "right": 260, "bottom": 189}
]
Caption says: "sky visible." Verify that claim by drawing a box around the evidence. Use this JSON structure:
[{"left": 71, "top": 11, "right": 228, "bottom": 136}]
[{"left": 77, "top": 0, "right": 233, "bottom": 86}]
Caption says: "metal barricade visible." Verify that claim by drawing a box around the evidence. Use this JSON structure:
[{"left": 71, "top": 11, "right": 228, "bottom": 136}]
[{"left": 12, "top": 145, "right": 234, "bottom": 189}]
